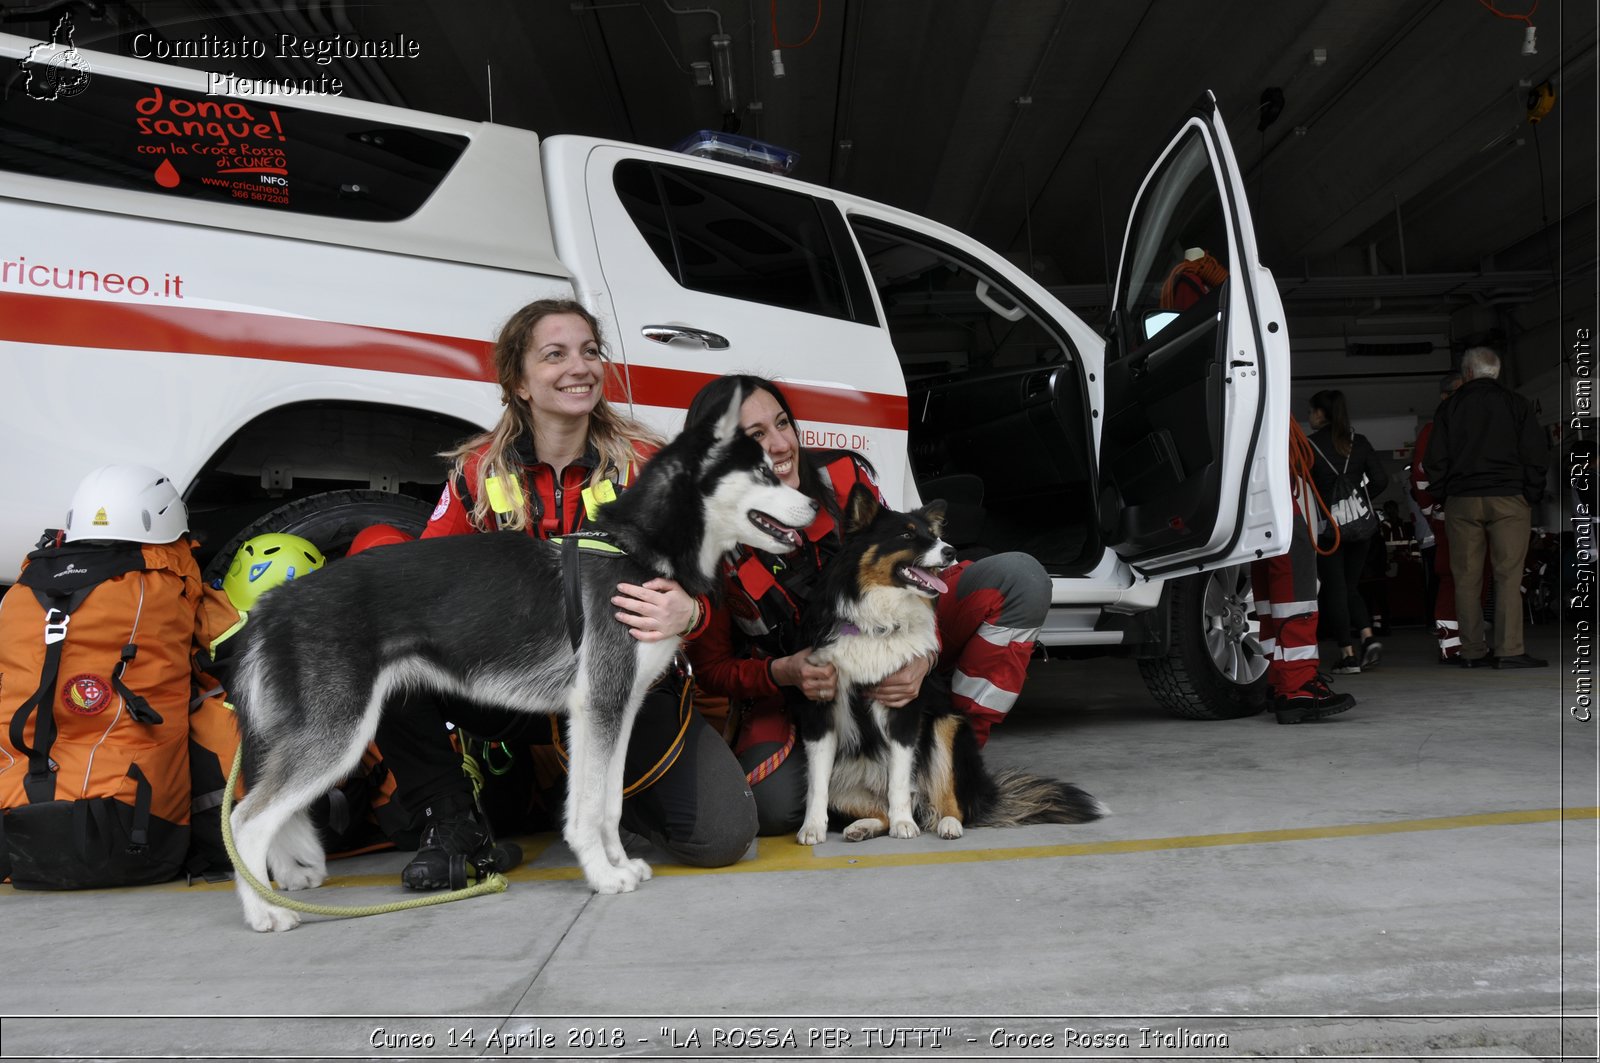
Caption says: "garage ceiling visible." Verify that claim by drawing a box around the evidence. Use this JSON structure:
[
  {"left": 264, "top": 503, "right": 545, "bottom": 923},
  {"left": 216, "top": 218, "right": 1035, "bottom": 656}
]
[{"left": 6, "top": 0, "right": 1596, "bottom": 355}]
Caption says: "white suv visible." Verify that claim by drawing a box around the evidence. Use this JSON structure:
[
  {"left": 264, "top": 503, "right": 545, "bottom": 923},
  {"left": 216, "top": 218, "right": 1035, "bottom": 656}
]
[{"left": 0, "top": 34, "right": 1289, "bottom": 718}]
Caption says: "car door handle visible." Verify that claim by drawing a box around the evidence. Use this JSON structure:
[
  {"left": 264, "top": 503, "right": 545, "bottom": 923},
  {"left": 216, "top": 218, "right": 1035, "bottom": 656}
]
[{"left": 641, "top": 324, "right": 730, "bottom": 350}]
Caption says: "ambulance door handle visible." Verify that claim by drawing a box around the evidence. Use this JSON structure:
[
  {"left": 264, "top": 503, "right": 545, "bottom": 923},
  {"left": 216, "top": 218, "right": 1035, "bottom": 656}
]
[{"left": 641, "top": 325, "right": 730, "bottom": 350}]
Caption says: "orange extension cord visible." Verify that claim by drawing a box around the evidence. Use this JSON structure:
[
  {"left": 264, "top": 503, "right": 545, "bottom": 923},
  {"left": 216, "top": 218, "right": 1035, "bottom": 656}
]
[{"left": 1289, "top": 418, "right": 1341, "bottom": 556}]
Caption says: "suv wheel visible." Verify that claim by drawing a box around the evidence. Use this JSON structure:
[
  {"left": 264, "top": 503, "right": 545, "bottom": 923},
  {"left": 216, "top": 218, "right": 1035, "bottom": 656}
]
[
  {"left": 201, "top": 489, "right": 434, "bottom": 583},
  {"left": 1138, "top": 565, "right": 1269, "bottom": 719}
]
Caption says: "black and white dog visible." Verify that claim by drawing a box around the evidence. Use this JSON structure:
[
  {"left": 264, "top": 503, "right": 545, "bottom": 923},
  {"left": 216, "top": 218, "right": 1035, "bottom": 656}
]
[
  {"left": 794, "top": 485, "right": 1103, "bottom": 845},
  {"left": 227, "top": 392, "right": 816, "bottom": 931}
]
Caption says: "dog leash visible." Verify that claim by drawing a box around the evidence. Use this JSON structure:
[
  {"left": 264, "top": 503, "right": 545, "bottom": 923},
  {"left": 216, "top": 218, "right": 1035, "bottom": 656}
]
[
  {"left": 745, "top": 723, "right": 796, "bottom": 786},
  {"left": 220, "top": 746, "right": 507, "bottom": 924},
  {"left": 547, "top": 664, "right": 696, "bottom": 797},
  {"left": 1292, "top": 419, "right": 1340, "bottom": 557}
]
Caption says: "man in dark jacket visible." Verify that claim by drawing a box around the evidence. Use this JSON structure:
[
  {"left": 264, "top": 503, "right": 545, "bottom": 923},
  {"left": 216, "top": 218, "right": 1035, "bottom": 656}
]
[{"left": 1424, "top": 347, "right": 1550, "bottom": 668}]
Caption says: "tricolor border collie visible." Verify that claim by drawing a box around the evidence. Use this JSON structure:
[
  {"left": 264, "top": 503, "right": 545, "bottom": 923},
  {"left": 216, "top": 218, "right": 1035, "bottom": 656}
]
[
  {"left": 226, "top": 391, "right": 817, "bottom": 931},
  {"left": 794, "top": 486, "right": 1103, "bottom": 844}
]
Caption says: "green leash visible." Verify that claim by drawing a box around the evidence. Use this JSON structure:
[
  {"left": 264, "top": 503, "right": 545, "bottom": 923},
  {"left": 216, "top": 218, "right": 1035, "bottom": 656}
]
[{"left": 220, "top": 745, "right": 507, "bottom": 922}]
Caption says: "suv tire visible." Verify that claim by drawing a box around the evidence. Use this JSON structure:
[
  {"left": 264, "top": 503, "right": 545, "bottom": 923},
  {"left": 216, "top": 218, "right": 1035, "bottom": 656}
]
[
  {"left": 1138, "top": 565, "right": 1269, "bottom": 720},
  {"left": 201, "top": 489, "right": 434, "bottom": 583}
]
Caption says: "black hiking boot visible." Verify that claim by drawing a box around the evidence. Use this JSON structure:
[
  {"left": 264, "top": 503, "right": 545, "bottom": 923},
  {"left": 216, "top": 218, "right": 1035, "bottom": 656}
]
[
  {"left": 400, "top": 792, "right": 493, "bottom": 891},
  {"left": 1274, "top": 673, "right": 1356, "bottom": 725}
]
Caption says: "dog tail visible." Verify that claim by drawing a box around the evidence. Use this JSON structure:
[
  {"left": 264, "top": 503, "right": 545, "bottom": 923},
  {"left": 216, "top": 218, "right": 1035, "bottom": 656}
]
[{"left": 976, "top": 768, "right": 1106, "bottom": 826}]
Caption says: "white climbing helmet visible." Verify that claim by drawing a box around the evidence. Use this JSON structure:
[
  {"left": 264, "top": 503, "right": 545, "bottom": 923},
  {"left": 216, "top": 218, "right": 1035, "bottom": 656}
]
[{"left": 64, "top": 464, "right": 189, "bottom": 544}]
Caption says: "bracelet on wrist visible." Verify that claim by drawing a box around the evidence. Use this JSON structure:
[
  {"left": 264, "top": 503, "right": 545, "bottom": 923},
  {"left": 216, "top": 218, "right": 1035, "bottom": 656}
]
[{"left": 679, "top": 598, "right": 702, "bottom": 637}]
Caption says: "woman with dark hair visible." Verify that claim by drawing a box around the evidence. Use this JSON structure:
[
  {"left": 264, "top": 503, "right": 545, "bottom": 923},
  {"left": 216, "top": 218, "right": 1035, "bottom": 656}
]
[
  {"left": 1306, "top": 389, "right": 1389, "bottom": 674},
  {"left": 375, "top": 299, "right": 756, "bottom": 889},
  {"left": 683, "top": 374, "right": 1051, "bottom": 836}
]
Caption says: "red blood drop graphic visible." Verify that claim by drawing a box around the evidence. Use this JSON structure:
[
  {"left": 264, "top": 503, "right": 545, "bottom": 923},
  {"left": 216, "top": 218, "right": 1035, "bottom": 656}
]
[{"left": 154, "top": 159, "right": 180, "bottom": 188}]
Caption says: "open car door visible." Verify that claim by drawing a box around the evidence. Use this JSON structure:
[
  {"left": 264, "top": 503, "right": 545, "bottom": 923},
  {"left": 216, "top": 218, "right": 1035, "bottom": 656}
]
[{"left": 1097, "top": 91, "right": 1291, "bottom": 579}]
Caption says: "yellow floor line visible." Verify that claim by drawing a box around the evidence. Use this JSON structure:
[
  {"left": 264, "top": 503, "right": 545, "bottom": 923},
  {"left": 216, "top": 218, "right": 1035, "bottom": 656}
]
[{"left": 131, "top": 805, "right": 1597, "bottom": 894}]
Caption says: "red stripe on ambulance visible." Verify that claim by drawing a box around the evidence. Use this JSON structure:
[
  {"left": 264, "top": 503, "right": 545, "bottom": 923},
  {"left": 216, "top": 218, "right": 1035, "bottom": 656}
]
[
  {"left": 0, "top": 291, "right": 907, "bottom": 431},
  {"left": 0, "top": 290, "right": 494, "bottom": 380},
  {"left": 612, "top": 364, "right": 908, "bottom": 431}
]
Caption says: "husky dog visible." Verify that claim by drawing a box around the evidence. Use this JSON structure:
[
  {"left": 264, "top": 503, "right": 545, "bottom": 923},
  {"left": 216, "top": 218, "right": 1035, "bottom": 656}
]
[
  {"left": 793, "top": 485, "right": 1103, "bottom": 846},
  {"left": 227, "top": 391, "right": 816, "bottom": 931}
]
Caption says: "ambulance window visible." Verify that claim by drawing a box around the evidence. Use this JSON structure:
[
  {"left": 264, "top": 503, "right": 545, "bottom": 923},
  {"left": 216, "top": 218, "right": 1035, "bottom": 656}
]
[
  {"left": 613, "top": 160, "right": 860, "bottom": 323},
  {"left": 611, "top": 161, "right": 678, "bottom": 276},
  {"left": 0, "top": 71, "right": 467, "bottom": 221}
]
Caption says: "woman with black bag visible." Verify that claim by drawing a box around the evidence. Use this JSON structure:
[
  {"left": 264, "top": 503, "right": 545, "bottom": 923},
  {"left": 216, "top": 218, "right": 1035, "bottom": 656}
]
[{"left": 1306, "top": 390, "right": 1390, "bottom": 675}]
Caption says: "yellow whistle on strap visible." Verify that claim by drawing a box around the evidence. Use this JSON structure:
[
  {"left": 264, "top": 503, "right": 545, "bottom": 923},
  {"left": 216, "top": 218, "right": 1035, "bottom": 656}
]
[
  {"left": 581, "top": 479, "right": 617, "bottom": 521},
  {"left": 484, "top": 473, "right": 524, "bottom": 516}
]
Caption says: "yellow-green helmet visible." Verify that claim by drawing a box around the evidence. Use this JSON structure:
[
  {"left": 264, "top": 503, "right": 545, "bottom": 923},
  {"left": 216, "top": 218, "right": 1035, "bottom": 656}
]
[{"left": 222, "top": 533, "right": 325, "bottom": 613}]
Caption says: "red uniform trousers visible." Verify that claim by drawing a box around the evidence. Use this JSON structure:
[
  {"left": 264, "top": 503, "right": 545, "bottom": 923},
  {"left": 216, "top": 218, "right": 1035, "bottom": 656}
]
[
  {"left": 1252, "top": 512, "right": 1321, "bottom": 698},
  {"left": 933, "top": 553, "right": 1050, "bottom": 747}
]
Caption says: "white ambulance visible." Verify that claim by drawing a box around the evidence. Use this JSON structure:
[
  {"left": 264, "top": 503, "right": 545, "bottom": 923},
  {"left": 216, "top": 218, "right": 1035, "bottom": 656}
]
[{"left": 0, "top": 33, "right": 1290, "bottom": 719}]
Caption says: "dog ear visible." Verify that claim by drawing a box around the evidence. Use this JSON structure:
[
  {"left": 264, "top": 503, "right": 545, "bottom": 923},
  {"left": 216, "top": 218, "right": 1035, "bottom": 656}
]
[
  {"left": 713, "top": 388, "right": 744, "bottom": 444},
  {"left": 922, "top": 499, "right": 948, "bottom": 539},
  {"left": 842, "top": 483, "right": 881, "bottom": 534}
]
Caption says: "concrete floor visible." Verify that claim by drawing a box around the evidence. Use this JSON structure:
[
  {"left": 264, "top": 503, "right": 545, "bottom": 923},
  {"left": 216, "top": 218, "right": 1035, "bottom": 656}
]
[{"left": 1, "top": 627, "right": 1594, "bottom": 1062}]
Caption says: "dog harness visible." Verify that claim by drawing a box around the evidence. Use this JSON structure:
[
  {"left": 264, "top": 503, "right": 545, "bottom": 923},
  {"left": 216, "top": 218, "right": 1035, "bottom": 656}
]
[{"left": 549, "top": 533, "right": 625, "bottom": 653}]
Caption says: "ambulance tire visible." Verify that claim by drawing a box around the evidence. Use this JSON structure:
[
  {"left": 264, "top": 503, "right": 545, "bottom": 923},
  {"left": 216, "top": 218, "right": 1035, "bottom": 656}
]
[
  {"left": 1138, "top": 566, "right": 1269, "bottom": 720},
  {"left": 202, "top": 489, "right": 434, "bottom": 583}
]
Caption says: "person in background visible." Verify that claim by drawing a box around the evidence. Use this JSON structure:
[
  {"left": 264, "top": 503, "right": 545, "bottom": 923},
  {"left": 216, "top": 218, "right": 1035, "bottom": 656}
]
[
  {"left": 1424, "top": 346, "right": 1550, "bottom": 669},
  {"left": 1305, "top": 390, "right": 1389, "bottom": 675},
  {"left": 1254, "top": 421, "right": 1354, "bottom": 724},
  {"left": 1411, "top": 371, "right": 1464, "bottom": 662},
  {"left": 1358, "top": 501, "right": 1401, "bottom": 638}
]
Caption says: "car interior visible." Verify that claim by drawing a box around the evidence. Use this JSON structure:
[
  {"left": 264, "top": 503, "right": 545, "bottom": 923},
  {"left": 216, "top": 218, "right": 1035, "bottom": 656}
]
[{"left": 851, "top": 219, "right": 1101, "bottom": 576}]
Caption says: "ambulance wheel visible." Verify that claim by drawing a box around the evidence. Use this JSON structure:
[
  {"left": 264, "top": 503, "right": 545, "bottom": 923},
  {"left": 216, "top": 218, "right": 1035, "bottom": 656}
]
[
  {"left": 202, "top": 489, "right": 434, "bottom": 583},
  {"left": 1138, "top": 565, "right": 1269, "bottom": 720}
]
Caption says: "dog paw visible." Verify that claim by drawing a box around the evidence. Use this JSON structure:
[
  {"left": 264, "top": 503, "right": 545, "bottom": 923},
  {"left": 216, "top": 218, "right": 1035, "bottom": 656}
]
[
  {"left": 796, "top": 822, "right": 828, "bottom": 846},
  {"left": 624, "top": 858, "right": 652, "bottom": 882},
  {"left": 842, "top": 818, "right": 886, "bottom": 842},
  {"left": 274, "top": 860, "right": 326, "bottom": 892},
  {"left": 587, "top": 865, "right": 641, "bottom": 895},
  {"left": 889, "top": 818, "right": 921, "bottom": 839},
  {"left": 244, "top": 904, "right": 300, "bottom": 933},
  {"left": 937, "top": 816, "right": 963, "bottom": 839}
]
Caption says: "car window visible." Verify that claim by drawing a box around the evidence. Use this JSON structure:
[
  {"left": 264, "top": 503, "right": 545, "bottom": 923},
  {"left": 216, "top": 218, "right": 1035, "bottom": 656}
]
[
  {"left": 0, "top": 71, "right": 467, "bottom": 221},
  {"left": 850, "top": 221, "right": 1072, "bottom": 381},
  {"left": 613, "top": 159, "right": 858, "bottom": 322},
  {"left": 1115, "top": 128, "right": 1230, "bottom": 358}
]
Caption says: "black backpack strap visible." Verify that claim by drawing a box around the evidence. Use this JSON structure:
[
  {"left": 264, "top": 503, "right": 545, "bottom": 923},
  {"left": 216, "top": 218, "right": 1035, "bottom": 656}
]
[
  {"left": 110, "top": 643, "right": 163, "bottom": 725},
  {"left": 9, "top": 606, "right": 72, "bottom": 804},
  {"left": 321, "top": 783, "right": 354, "bottom": 839},
  {"left": 72, "top": 765, "right": 155, "bottom": 856},
  {"left": 124, "top": 763, "right": 152, "bottom": 853},
  {"left": 451, "top": 470, "right": 492, "bottom": 532},
  {"left": 9, "top": 542, "right": 146, "bottom": 804}
]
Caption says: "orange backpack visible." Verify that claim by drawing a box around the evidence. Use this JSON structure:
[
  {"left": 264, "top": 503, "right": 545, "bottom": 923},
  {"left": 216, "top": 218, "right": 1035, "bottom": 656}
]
[{"left": 0, "top": 535, "right": 206, "bottom": 889}]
